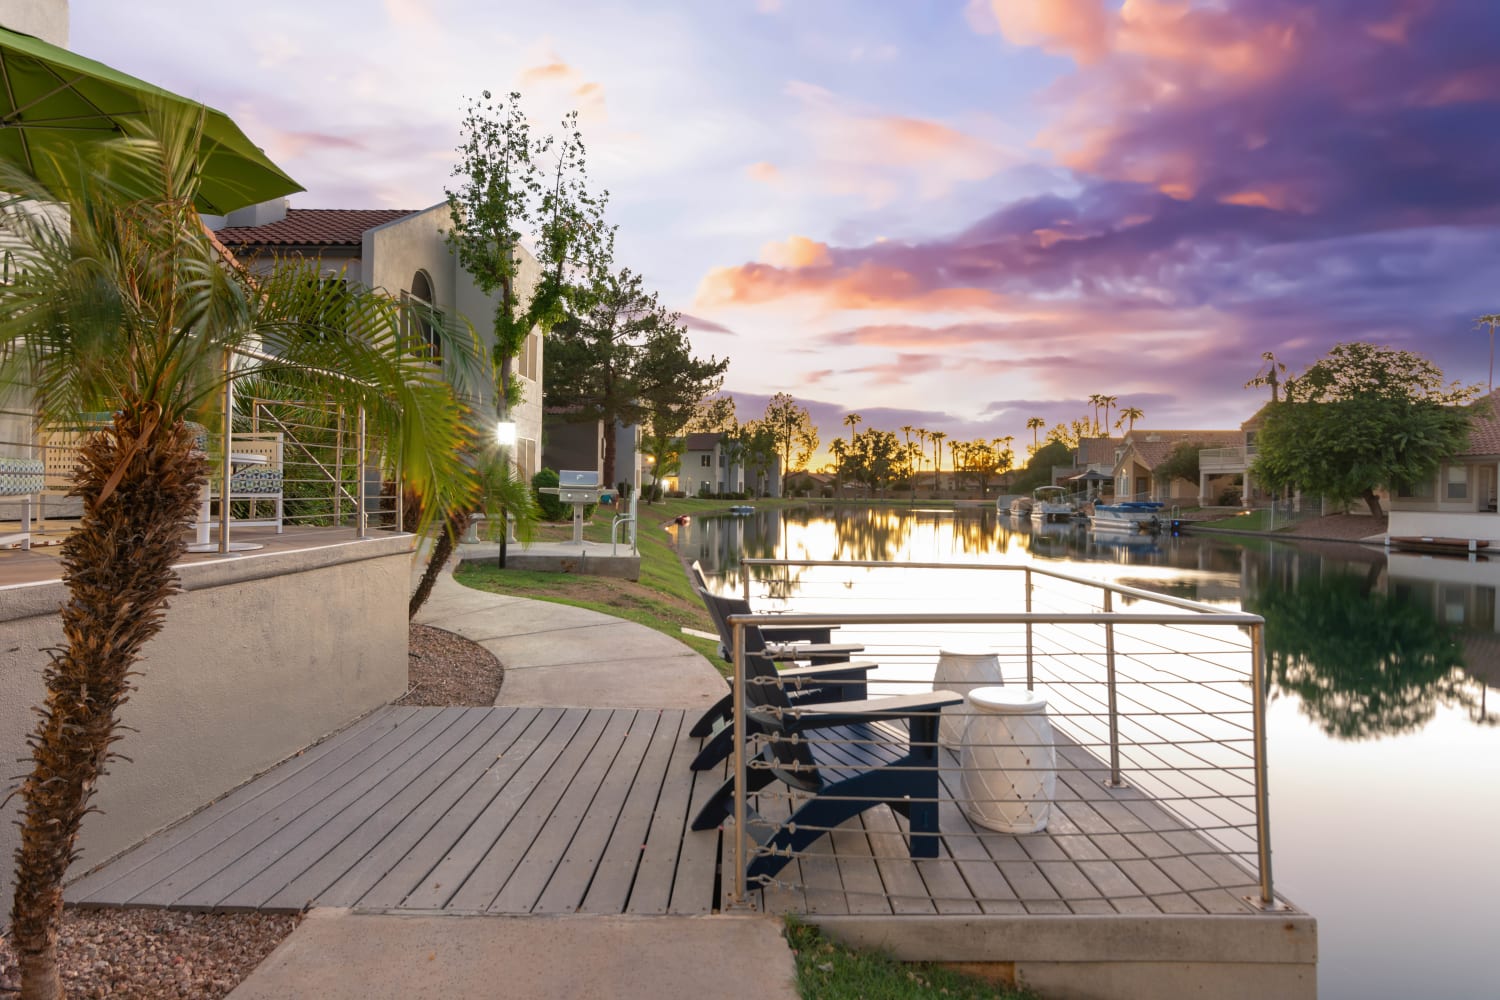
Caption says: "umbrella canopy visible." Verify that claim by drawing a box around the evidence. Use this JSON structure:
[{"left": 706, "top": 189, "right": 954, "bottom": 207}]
[
  {"left": 1066, "top": 469, "right": 1113, "bottom": 482},
  {"left": 0, "top": 26, "right": 302, "bottom": 214}
]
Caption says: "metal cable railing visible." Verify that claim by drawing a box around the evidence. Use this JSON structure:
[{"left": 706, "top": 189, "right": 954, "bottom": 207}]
[{"left": 715, "top": 558, "right": 1277, "bottom": 916}]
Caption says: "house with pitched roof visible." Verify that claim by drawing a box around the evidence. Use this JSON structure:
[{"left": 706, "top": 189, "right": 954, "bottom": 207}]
[
  {"left": 1113, "top": 429, "right": 1244, "bottom": 503},
  {"left": 678, "top": 431, "right": 781, "bottom": 497},
  {"left": 1387, "top": 394, "right": 1500, "bottom": 544},
  {"left": 212, "top": 202, "right": 545, "bottom": 480}
]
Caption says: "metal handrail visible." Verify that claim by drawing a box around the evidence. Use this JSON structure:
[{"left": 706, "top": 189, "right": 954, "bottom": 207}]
[{"left": 720, "top": 558, "right": 1276, "bottom": 915}]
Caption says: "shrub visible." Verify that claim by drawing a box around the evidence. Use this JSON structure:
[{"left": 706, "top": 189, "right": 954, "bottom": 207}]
[{"left": 532, "top": 468, "right": 567, "bottom": 520}]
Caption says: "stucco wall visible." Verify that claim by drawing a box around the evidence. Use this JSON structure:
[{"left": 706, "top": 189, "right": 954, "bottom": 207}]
[
  {"left": 0, "top": 0, "right": 68, "bottom": 44},
  {"left": 1388, "top": 510, "right": 1500, "bottom": 546},
  {"left": 0, "top": 534, "right": 411, "bottom": 921}
]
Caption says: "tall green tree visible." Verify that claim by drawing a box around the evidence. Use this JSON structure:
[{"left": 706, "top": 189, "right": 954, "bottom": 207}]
[
  {"left": 0, "top": 111, "right": 475, "bottom": 1000},
  {"left": 762, "top": 392, "right": 818, "bottom": 494},
  {"left": 1251, "top": 342, "right": 1480, "bottom": 517},
  {"left": 545, "top": 266, "right": 727, "bottom": 484},
  {"left": 445, "top": 90, "right": 610, "bottom": 414}
]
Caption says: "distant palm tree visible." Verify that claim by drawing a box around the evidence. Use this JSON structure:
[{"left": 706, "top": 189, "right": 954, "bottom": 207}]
[
  {"left": 1245, "top": 351, "right": 1288, "bottom": 402},
  {"left": 1116, "top": 406, "right": 1144, "bottom": 434},
  {"left": 843, "top": 411, "right": 862, "bottom": 445},
  {"left": 949, "top": 439, "right": 963, "bottom": 490},
  {"left": 900, "top": 424, "right": 914, "bottom": 476},
  {"left": 1026, "top": 416, "right": 1045, "bottom": 453},
  {"left": 1100, "top": 395, "right": 1117, "bottom": 436},
  {"left": 1087, "top": 393, "right": 1104, "bottom": 434},
  {"left": 1479, "top": 314, "right": 1500, "bottom": 394},
  {"left": 915, "top": 428, "right": 929, "bottom": 492},
  {"left": 930, "top": 430, "right": 947, "bottom": 492}
]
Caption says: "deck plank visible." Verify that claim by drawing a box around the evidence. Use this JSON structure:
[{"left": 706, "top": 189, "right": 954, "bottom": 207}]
[
  {"left": 330, "top": 707, "right": 564, "bottom": 911},
  {"left": 225, "top": 708, "right": 495, "bottom": 909},
  {"left": 67, "top": 707, "right": 417, "bottom": 905},
  {"left": 527, "top": 710, "right": 659, "bottom": 914},
  {"left": 670, "top": 731, "right": 730, "bottom": 915},
  {"left": 263, "top": 708, "right": 529, "bottom": 910},
  {"left": 122, "top": 710, "right": 455, "bottom": 908},
  {"left": 434, "top": 708, "right": 614, "bottom": 911},
  {"left": 626, "top": 714, "right": 716, "bottom": 915},
  {"left": 399, "top": 708, "right": 600, "bottom": 910},
  {"left": 581, "top": 710, "right": 683, "bottom": 914}
]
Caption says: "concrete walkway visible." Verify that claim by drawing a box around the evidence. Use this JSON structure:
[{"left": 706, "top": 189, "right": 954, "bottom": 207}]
[{"left": 226, "top": 562, "right": 799, "bottom": 1000}]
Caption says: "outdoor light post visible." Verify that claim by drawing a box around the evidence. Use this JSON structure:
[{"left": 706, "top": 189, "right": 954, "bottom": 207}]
[{"left": 496, "top": 419, "right": 517, "bottom": 568}]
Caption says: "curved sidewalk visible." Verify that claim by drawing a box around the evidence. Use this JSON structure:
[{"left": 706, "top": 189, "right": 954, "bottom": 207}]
[{"left": 414, "top": 564, "right": 727, "bottom": 712}]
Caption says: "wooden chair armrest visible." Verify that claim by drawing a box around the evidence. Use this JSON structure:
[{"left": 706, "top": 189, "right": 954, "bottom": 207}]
[
  {"left": 751, "top": 690, "right": 964, "bottom": 731},
  {"left": 763, "top": 641, "right": 865, "bottom": 661}
]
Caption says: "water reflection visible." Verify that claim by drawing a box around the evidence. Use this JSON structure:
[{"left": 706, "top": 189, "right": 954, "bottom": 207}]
[{"left": 683, "top": 505, "right": 1499, "bottom": 737}]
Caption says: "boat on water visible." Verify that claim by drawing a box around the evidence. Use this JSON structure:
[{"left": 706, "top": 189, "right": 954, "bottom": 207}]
[
  {"left": 1091, "top": 500, "right": 1164, "bottom": 535},
  {"left": 727, "top": 505, "right": 756, "bottom": 515},
  {"left": 1029, "top": 485, "right": 1074, "bottom": 524},
  {"left": 1008, "top": 496, "right": 1033, "bottom": 518}
]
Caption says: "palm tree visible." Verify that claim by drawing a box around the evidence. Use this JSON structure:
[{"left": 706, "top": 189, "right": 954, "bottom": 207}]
[
  {"left": 1479, "top": 314, "right": 1500, "bottom": 394},
  {"left": 1087, "top": 393, "right": 1104, "bottom": 434},
  {"left": 1116, "top": 406, "right": 1144, "bottom": 435},
  {"left": 1026, "top": 416, "right": 1045, "bottom": 453},
  {"left": 1245, "top": 351, "right": 1288, "bottom": 402},
  {"left": 915, "top": 428, "right": 929, "bottom": 492},
  {"left": 1100, "top": 395, "right": 1117, "bottom": 436},
  {"left": 930, "top": 430, "right": 947, "bottom": 493},
  {"left": 0, "top": 111, "right": 477, "bottom": 1000},
  {"left": 949, "top": 438, "right": 964, "bottom": 492},
  {"left": 843, "top": 411, "right": 862, "bottom": 446}
]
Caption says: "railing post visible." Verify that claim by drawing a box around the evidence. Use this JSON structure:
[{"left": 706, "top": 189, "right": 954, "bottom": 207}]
[
  {"left": 1250, "top": 622, "right": 1276, "bottom": 908},
  {"left": 1104, "top": 588, "right": 1124, "bottom": 787},
  {"left": 334, "top": 405, "right": 344, "bottom": 527},
  {"left": 217, "top": 353, "right": 233, "bottom": 554},
  {"left": 728, "top": 619, "right": 749, "bottom": 909},
  {"left": 356, "top": 405, "right": 367, "bottom": 539},
  {"left": 394, "top": 452, "right": 404, "bottom": 534},
  {"left": 1024, "top": 566, "right": 1035, "bottom": 688}
]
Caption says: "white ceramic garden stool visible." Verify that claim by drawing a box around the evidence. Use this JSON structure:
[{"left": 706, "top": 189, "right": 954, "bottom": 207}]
[
  {"left": 932, "top": 648, "right": 1004, "bottom": 748},
  {"left": 959, "top": 686, "right": 1056, "bottom": 834}
]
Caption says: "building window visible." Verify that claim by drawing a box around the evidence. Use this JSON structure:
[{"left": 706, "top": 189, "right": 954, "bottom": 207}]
[
  {"left": 518, "top": 331, "right": 541, "bottom": 381},
  {"left": 700, "top": 454, "right": 711, "bottom": 467},
  {"left": 1446, "top": 466, "right": 1468, "bottom": 501},
  {"left": 1396, "top": 478, "right": 1433, "bottom": 500},
  {"left": 406, "top": 270, "right": 440, "bottom": 359}
]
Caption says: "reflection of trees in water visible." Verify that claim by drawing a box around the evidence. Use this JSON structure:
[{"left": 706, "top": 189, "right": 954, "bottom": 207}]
[
  {"left": 1246, "top": 560, "right": 1469, "bottom": 740},
  {"left": 949, "top": 509, "right": 998, "bottom": 555},
  {"left": 831, "top": 506, "right": 909, "bottom": 562}
]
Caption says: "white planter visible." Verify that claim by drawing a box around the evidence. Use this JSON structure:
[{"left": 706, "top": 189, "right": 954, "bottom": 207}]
[
  {"left": 932, "top": 649, "right": 1004, "bottom": 748},
  {"left": 959, "top": 686, "right": 1056, "bottom": 834}
]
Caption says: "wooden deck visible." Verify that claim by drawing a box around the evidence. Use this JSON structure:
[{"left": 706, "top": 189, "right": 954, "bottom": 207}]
[{"left": 67, "top": 705, "right": 1276, "bottom": 918}]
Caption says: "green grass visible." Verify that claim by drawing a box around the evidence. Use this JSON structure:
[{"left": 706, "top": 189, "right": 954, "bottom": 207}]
[
  {"left": 1192, "top": 508, "right": 1289, "bottom": 532},
  {"left": 786, "top": 918, "right": 1036, "bottom": 1000}
]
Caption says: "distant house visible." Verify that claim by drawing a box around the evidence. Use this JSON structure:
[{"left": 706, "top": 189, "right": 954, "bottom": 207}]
[
  {"left": 1387, "top": 394, "right": 1500, "bottom": 544},
  {"left": 1196, "top": 404, "right": 1281, "bottom": 507},
  {"left": 679, "top": 432, "right": 781, "bottom": 497},
  {"left": 212, "top": 202, "right": 545, "bottom": 480},
  {"left": 1113, "top": 429, "right": 1242, "bottom": 502},
  {"left": 1057, "top": 436, "right": 1121, "bottom": 496}
]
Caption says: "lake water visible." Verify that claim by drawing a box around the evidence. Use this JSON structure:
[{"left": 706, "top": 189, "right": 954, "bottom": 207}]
[{"left": 679, "top": 504, "right": 1500, "bottom": 1000}]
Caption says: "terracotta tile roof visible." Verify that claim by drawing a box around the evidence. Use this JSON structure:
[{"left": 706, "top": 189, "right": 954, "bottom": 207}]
[
  {"left": 1120, "top": 430, "right": 1242, "bottom": 470},
  {"left": 1458, "top": 393, "right": 1500, "bottom": 458},
  {"left": 1077, "top": 436, "right": 1120, "bottom": 465},
  {"left": 216, "top": 209, "right": 417, "bottom": 248},
  {"left": 684, "top": 432, "right": 722, "bottom": 450}
]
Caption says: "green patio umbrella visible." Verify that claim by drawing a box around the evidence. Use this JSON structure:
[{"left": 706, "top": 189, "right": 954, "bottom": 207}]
[{"left": 0, "top": 25, "right": 302, "bottom": 214}]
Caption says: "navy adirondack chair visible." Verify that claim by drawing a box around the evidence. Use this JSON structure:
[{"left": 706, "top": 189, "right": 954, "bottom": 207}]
[
  {"left": 691, "top": 589, "right": 963, "bottom": 882},
  {"left": 687, "top": 563, "right": 871, "bottom": 773}
]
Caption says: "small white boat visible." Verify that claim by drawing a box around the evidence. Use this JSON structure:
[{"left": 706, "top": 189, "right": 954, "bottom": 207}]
[
  {"left": 1029, "top": 486, "right": 1074, "bottom": 524},
  {"left": 1091, "top": 501, "right": 1164, "bottom": 535},
  {"left": 727, "top": 505, "right": 755, "bottom": 515}
]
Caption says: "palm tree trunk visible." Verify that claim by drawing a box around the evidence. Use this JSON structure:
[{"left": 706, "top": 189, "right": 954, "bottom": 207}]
[
  {"left": 409, "top": 511, "right": 469, "bottom": 619},
  {"left": 10, "top": 405, "right": 203, "bottom": 1000}
]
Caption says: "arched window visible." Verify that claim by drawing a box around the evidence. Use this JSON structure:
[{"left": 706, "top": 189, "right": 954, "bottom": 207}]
[{"left": 406, "top": 270, "right": 441, "bottom": 360}]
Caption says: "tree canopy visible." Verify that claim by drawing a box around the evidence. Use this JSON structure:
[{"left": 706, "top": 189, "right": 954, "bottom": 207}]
[
  {"left": 543, "top": 266, "right": 726, "bottom": 483},
  {"left": 761, "top": 392, "right": 818, "bottom": 492},
  {"left": 1250, "top": 342, "right": 1481, "bottom": 516}
]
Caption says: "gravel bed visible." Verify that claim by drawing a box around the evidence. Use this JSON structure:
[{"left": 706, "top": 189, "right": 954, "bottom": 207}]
[
  {"left": 2, "top": 624, "right": 503, "bottom": 997},
  {"left": 396, "top": 622, "right": 504, "bottom": 706},
  {"left": 0, "top": 909, "right": 298, "bottom": 998}
]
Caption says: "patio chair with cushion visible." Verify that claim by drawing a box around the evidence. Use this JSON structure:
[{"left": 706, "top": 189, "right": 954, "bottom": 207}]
[{"left": 691, "top": 588, "right": 963, "bottom": 881}]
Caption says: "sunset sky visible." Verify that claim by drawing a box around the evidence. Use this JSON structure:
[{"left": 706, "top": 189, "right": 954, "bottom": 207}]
[{"left": 70, "top": 0, "right": 1500, "bottom": 462}]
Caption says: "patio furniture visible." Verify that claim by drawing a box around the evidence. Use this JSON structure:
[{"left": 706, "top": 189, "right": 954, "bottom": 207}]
[
  {"left": 691, "top": 590, "right": 964, "bottom": 880},
  {"left": 958, "top": 686, "right": 1055, "bottom": 834},
  {"left": 686, "top": 564, "right": 871, "bottom": 772},
  {"left": 0, "top": 456, "right": 43, "bottom": 549},
  {"left": 932, "top": 648, "right": 1004, "bottom": 748}
]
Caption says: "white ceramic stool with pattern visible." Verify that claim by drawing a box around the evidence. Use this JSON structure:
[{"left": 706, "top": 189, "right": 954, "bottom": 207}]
[
  {"left": 932, "top": 648, "right": 1004, "bottom": 748},
  {"left": 959, "top": 686, "right": 1055, "bottom": 834}
]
